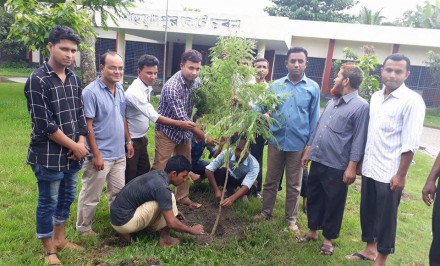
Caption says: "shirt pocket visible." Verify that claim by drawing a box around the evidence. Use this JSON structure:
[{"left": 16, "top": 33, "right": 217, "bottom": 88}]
[{"left": 328, "top": 115, "right": 350, "bottom": 134}]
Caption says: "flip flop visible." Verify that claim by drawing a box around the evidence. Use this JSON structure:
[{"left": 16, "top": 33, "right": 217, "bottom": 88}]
[
  {"left": 320, "top": 244, "right": 334, "bottom": 256},
  {"left": 345, "top": 252, "right": 375, "bottom": 261},
  {"left": 296, "top": 234, "right": 318, "bottom": 243}
]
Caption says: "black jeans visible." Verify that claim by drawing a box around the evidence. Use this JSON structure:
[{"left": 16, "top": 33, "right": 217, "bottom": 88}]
[
  {"left": 307, "top": 161, "right": 347, "bottom": 239},
  {"left": 125, "top": 136, "right": 150, "bottom": 184},
  {"left": 430, "top": 181, "right": 440, "bottom": 266},
  {"left": 361, "top": 176, "right": 402, "bottom": 255},
  {"left": 250, "top": 134, "right": 265, "bottom": 193},
  {"left": 214, "top": 167, "right": 251, "bottom": 197}
]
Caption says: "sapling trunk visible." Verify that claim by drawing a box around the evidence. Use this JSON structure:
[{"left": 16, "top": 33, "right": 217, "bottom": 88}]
[{"left": 210, "top": 124, "right": 232, "bottom": 235}]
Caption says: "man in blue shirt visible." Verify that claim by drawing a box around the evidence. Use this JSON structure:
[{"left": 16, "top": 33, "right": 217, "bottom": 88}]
[
  {"left": 76, "top": 51, "right": 134, "bottom": 236},
  {"left": 254, "top": 47, "right": 320, "bottom": 234},
  {"left": 205, "top": 138, "right": 259, "bottom": 207}
]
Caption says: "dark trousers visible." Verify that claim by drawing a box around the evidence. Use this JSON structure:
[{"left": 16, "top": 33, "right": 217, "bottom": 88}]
[
  {"left": 430, "top": 181, "right": 440, "bottom": 266},
  {"left": 361, "top": 176, "right": 402, "bottom": 255},
  {"left": 192, "top": 160, "right": 210, "bottom": 176},
  {"left": 214, "top": 167, "right": 251, "bottom": 197},
  {"left": 307, "top": 161, "right": 347, "bottom": 239},
  {"left": 125, "top": 136, "right": 150, "bottom": 184},
  {"left": 250, "top": 134, "right": 265, "bottom": 193}
]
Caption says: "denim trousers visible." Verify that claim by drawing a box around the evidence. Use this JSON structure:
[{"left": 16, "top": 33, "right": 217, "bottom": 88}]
[{"left": 32, "top": 163, "right": 81, "bottom": 239}]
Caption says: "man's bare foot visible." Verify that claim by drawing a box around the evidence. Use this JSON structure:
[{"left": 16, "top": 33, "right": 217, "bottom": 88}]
[
  {"left": 159, "top": 236, "right": 181, "bottom": 248},
  {"left": 79, "top": 229, "right": 97, "bottom": 237},
  {"left": 54, "top": 239, "right": 84, "bottom": 251},
  {"left": 189, "top": 172, "right": 202, "bottom": 183},
  {"left": 177, "top": 198, "right": 202, "bottom": 209}
]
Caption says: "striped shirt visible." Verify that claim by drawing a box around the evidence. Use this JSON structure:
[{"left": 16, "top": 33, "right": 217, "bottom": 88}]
[
  {"left": 156, "top": 71, "right": 200, "bottom": 144},
  {"left": 362, "top": 84, "right": 425, "bottom": 183},
  {"left": 25, "top": 61, "right": 87, "bottom": 171}
]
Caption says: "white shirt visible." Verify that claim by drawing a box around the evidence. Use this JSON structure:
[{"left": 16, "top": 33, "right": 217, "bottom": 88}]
[
  {"left": 125, "top": 78, "right": 161, "bottom": 138},
  {"left": 362, "top": 84, "right": 425, "bottom": 183}
]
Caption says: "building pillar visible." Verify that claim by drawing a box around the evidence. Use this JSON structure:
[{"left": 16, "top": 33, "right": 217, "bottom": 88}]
[
  {"left": 116, "top": 29, "right": 126, "bottom": 63},
  {"left": 185, "top": 34, "right": 193, "bottom": 51},
  {"left": 392, "top": 44, "right": 400, "bottom": 54},
  {"left": 257, "top": 40, "right": 266, "bottom": 59},
  {"left": 321, "top": 39, "right": 336, "bottom": 94}
]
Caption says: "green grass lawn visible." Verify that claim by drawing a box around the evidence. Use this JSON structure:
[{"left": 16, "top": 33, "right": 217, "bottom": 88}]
[
  {"left": 0, "top": 67, "right": 34, "bottom": 77},
  {"left": 0, "top": 82, "right": 434, "bottom": 265},
  {"left": 425, "top": 107, "right": 440, "bottom": 129}
]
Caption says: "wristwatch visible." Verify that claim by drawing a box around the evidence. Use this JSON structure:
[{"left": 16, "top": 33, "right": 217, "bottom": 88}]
[{"left": 125, "top": 140, "right": 133, "bottom": 145}]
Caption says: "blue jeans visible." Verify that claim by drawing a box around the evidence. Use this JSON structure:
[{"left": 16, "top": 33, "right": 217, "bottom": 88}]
[{"left": 32, "top": 163, "right": 81, "bottom": 239}]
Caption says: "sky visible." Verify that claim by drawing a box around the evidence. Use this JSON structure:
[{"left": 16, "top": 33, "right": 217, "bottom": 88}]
[{"left": 145, "top": 0, "right": 429, "bottom": 22}]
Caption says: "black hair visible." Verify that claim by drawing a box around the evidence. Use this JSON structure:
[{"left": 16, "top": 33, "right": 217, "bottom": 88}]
[
  {"left": 286, "top": 46, "right": 308, "bottom": 60},
  {"left": 340, "top": 63, "right": 364, "bottom": 89},
  {"left": 181, "top": 49, "right": 202, "bottom": 64},
  {"left": 164, "top": 155, "right": 192, "bottom": 174},
  {"left": 383, "top": 53, "right": 411, "bottom": 71},
  {"left": 100, "top": 51, "right": 121, "bottom": 66},
  {"left": 48, "top": 25, "right": 80, "bottom": 45},
  {"left": 254, "top": 58, "right": 269, "bottom": 65},
  {"left": 138, "top": 54, "right": 159, "bottom": 70}
]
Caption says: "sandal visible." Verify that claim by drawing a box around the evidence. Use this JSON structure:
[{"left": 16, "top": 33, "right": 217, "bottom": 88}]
[
  {"left": 345, "top": 252, "right": 375, "bottom": 261},
  {"left": 296, "top": 234, "right": 318, "bottom": 243},
  {"left": 45, "top": 251, "right": 62, "bottom": 266},
  {"left": 320, "top": 244, "right": 334, "bottom": 256}
]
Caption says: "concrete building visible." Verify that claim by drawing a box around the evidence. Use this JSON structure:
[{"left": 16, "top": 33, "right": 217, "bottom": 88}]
[{"left": 29, "top": 7, "right": 440, "bottom": 106}]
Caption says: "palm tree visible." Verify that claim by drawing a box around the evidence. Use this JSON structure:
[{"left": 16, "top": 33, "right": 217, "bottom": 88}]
[{"left": 358, "top": 6, "right": 386, "bottom": 25}]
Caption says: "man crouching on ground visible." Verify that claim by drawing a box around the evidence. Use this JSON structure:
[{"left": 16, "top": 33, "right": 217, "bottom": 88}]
[{"left": 110, "top": 155, "right": 204, "bottom": 247}]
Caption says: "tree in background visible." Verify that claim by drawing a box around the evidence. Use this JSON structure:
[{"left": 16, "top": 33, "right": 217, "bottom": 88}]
[
  {"left": 5, "top": 0, "right": 132, "bottom": 85},
  {"left": 265, "top": 0, "right": 358, "bottom": 22},
  {"left": 0, "top": 6, "right": 27, "bottom": 58},
  {"left": 358, "top": 6, "right": 386, "bottom": 25},
  {"left": 425, "top": 50, "right": 440, "bottom": 87},
  {"left": 332, "top": 45, "right": 380, "bottom": 102},
  {"left": 398, "top": 0, "right": 440, "bottom": 29}
]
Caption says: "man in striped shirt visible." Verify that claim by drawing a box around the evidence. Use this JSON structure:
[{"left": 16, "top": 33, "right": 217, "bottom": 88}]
[
  {"left": 347, "top": 54, "right": 425, "bottom": 264},
  {"left": 153, "top": 50, "right": 214, "bottom": 209}
]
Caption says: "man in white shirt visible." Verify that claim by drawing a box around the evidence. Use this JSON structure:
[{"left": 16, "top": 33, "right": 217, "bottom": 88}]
[
  {"left": 347, "top": 54, "right": 425, "bottom": 265},
  {"left": 124, "top": 55, "right": 196, "bottom": 184}
]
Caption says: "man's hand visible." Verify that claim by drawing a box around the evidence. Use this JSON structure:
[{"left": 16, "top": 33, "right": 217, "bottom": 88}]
[
  {"left": 92, "top": 153, "right": 105, "bottom": 171},
  {"left": 390, "top": 174, "right": 406, "bottom": 192},
  {"left": 68, "top": 143, "right": 89, "bottom": 160},
  {"left": 343, "top": 167, "right": 356, "bottom": 185},
  {"left": 300, "top": 146, "right": 310, "bottom": 169},
  {"left": 215, "top": 190, "right": 222, "bottom": 201},
  {"left": 221, "top": 197, "right": 234, "bottom": 207},
  {"left": 190, "top": 224, "right": 205, "bottom": 235},
  {"left": 356, "top": 161, "right": 363, "bottom": 176},
  {"left": 179, "top": 121, "right": 196, "bottom": 131},
  {"left": 206, "top": 136, "right": 219, "bottom": 147},
  {"left": 126, "top": 143, "right": 134, "bottom": 158},
  {"left": 422, "top": 181, "right": 437, "bottom": 206}
]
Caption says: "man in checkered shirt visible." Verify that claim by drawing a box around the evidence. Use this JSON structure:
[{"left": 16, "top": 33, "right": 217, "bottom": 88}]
[
  {"left": 153, "top": 49, "right": 215, "bottom": 209},
  {"left": 24, "top": 25, "right": 89, "bottom": 266}
]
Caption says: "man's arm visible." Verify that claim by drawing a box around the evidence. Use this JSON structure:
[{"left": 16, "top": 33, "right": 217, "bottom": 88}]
[
  {"left": 162, "top": 210, "right": 204, "bottom": 234},
  {"left": 124, "top": 118, "right": 134, "bottom": 158},
  {"left": 86, "top": 118, "right": 104, "bottom": 171},
  {"left": 49, "top": 130, "right": 88, "bottom": 160},
  {"left": 221, "top": 186, "right": 249, "bottom": 207},
  {"left": 308, "top": 85, "right": 321, "bottom": 136},
  {"left": 205, "top": 150, "right": 227, "bottom": 200},
  {"left": 205, "top": 169, "right": 222, "bottom": 201},
  {"left": 422, "top": 152, "right": 440, "bottom": 206},
  {"left": 389, "top": 151, "right": 414, "bottom": 191}
]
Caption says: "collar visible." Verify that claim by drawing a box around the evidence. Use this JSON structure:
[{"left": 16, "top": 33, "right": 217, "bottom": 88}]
[
  {"left": 176, "top": 71, "right": 192, "bottom": 89},
  {"left": 283, "top": 73, "right": 308, "bottom": 85},
  {"left": 97, "top": 78, "right": 122, "bottom": 92},
  {"left": 340, "top": 90, "right": 359, "bottom": 104},
  {"left": 43, "top": 59, "right": 73, "bottom": 78},
  {"left": 230, "top": 152, "right": 249, "bottom": 166},
  {"left": 385, "top": 83, "right": 408, "bottom": 99},
  {"left": 133, "top": 77, "right": 153, "bottom": 94}
]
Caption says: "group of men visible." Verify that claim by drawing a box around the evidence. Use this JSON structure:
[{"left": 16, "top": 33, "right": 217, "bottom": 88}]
[{"left": 24, "top": 25, "right": 439, "bottom": 266}]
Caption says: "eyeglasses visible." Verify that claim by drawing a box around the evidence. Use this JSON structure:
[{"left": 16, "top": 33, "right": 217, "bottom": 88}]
[{"left": 107, "top": 66, "right": 124, "bottom": 71}]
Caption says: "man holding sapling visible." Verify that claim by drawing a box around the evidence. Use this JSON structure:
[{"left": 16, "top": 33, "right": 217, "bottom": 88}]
[{"left": 205, "top": 138, "right": 259, "bottom": 206}]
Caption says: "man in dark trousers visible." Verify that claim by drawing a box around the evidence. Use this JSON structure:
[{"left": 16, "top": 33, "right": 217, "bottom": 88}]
[
  {"left": 422, "top": 152, "right": 440, "bottom": 266},
  {"left": 299, "top": 64, "right": 369, "bottom": 256}
]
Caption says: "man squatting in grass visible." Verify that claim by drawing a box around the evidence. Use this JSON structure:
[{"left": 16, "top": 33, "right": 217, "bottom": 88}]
[
  {"left": 298, "top": 64, "right": 369, "bottom": 256},
  {"left": 76, "top": 51, "right": 134, "bottom": 236},
  {"left": 347, "top": 54, "right": 425, "bottom": 265},
  {"left": 24, "top": 25, "right": 89, "bottom": 266},
  {"left": 152, "top": 49, "right": 217, "bottom": 209},
  {"left": 205, "top": 138, "right": 260, "bottom": 206},
  {"left": 422, "top": 151, "right": 440, "bottom": 265},
  {"left": 110, "top": 155, "right": 204, "bottom": 247},
  {"left": 124, "top": 54, "right": 196, "bottom": 184},
  {"left": 253, "top": 47, "right": 321, "bottom": 234}
]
